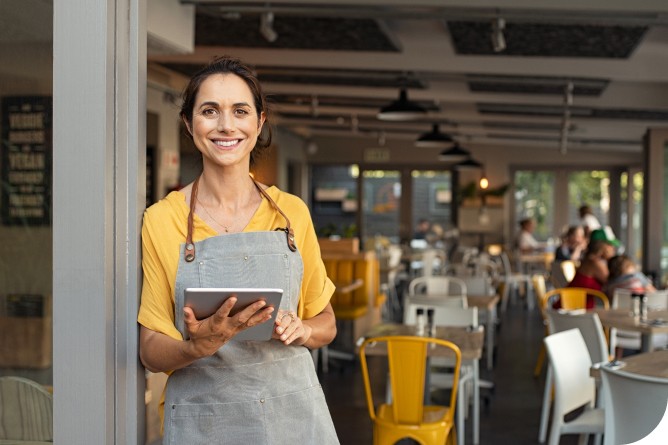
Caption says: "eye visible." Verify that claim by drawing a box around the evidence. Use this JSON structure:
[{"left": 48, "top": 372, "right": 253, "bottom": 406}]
[
  {"left": 235, "top": 107, "right": 251, "bottom": 116},
  {"left": 201, "top": 108, "right": 218, "bottom": 117}
]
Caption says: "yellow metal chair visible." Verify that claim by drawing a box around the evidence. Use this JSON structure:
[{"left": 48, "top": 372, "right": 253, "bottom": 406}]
[
  {"left": 359, "top": 335, "right": 461, "bottom": 445},
  {"left": 542, "top": 287, "right": 609, "bottom": 311}
]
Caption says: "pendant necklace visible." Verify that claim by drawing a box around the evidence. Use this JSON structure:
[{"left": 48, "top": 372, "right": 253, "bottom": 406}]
[{"left": 196, "top": 197, "right": 231, "bottom": 233}]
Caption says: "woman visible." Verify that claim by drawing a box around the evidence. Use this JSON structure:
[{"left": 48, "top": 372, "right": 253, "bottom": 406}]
[
  {"left": 564, "top": 239, "right": 616, "bottom": 308},
  {"left": 137, "top": 56, "right": 339, "bottom": 444}
]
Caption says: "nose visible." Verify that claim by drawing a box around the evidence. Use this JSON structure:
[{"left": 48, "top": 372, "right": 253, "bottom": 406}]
[{"left": 216, "top": 110, "right": 235, "bottom": 132}]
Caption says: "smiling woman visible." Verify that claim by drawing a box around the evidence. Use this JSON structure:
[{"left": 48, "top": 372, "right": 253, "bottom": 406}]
[{"left": 137, "top": 56, "right": 340, "bottom": 444}]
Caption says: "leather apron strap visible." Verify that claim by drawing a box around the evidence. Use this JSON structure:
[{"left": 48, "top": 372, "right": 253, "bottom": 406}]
[{"left": 184, "top": 174, "right": 297, "bottom": 262}]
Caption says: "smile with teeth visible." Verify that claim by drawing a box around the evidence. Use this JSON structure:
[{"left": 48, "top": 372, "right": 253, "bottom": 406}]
[{"left": 214, "top": 139, "right": 240, "bottom": 147}]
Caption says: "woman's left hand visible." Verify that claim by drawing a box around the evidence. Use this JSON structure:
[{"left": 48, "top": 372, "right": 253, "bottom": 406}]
[{"left": 274, "top": 310, "right": 312, "bottom": 346}]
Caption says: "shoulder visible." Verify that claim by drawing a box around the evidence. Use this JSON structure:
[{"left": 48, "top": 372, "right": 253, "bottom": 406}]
[{"left": 142, "top": 191, "right": 188, "bottom": 237}]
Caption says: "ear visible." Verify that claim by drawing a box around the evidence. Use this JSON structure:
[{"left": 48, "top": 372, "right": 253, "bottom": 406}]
[
  {"left": 258, "top": 111, "right": 266, "bottom": 131},
  {"left": 182, "top": 115, "right": 193, "bottom": 137}
]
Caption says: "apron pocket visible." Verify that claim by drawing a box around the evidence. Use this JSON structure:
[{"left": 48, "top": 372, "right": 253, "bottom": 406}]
[
  {"left": 166, "top": 401, "right": 267, "bottom": 445},
  {"left": 263, "top": 385, "right": 339, "bottom": 444}
]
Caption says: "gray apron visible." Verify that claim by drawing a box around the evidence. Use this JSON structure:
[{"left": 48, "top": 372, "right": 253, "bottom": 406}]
[{"left": 163, "top": 179, "right": 339, "bottom": 444}]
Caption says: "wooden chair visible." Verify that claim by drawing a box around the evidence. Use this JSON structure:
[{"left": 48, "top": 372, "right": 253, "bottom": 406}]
[
  {"left": 359, "top": 336, "right": 461, "bottom": 445},
  {"left": 0, "top": 376, "right": 53, "bottom": 443}
]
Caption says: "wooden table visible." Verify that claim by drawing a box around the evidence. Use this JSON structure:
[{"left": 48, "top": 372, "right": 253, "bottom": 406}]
[
  {"left": 591, "top": 349, "right": 668, "bottom": 379},
  {"left": 594, "top": 308, "right": 668, "bottom": 352},
  {"left": 359, "top": 322, "right": 484, "bottom": 445}
]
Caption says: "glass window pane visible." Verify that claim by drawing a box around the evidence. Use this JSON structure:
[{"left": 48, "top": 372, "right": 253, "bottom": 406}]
[
  {"left": 411, "top": 170, "right": 452, "bottom": 243},
  {"left": 362, "top": 170, "right": 401, "bottom": 243},
  {"left": 310, "top": 165, "right": 357, "bottom": 238},
  {"left": 568, "top": 170, "right": 610, "bottom": 228},
  {"left": 0, "top": 0, "right": 54, "bottom": 391},
  {"left": 514, "top": 170, "right": 554, "bottom": 241}
]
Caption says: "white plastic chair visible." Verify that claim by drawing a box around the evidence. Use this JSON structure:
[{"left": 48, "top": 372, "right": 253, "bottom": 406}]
[
  {"left": 600, "top": 365, "right": 668, "bottom": 445},
  {"left": 543, "top": 329, "right": 605, "bottom": 445},
  {"left": 408, "top": 276, "right": 467, "bottom": 298},
  {"left": 539, "top": 311, "right": 608, "bottom": 443},
  {"left": 410, "top": 248, "right": 447, "bottom": 277},
  {"left": 610, "top": 288, "right": 668, "bottom": 354},
  {"left": 497, "top": 252, "right": 534, "bottom": 311},
  {"left": 0, "top": 376, "right": 53, "bottom": 443}
]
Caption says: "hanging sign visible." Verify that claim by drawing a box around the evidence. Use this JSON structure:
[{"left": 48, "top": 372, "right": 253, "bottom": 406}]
[{"left": 1, "top": 96, "right": 52, "bottom": 225}]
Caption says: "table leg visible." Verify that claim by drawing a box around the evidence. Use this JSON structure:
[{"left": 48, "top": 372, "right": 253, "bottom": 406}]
[
  {"left": 473, "top": 359, "right": 480, "bottom": 445},
  {"left": 641, "top": 333, "right": 652, "bottom": 352},
  {"left": 486, "top": 307, "right": 495, "bottom": 370}
]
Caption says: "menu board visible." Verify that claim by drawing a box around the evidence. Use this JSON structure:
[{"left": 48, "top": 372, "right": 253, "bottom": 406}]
[{"left": 1, "top": 96, "right": 52, "bottom": 225}]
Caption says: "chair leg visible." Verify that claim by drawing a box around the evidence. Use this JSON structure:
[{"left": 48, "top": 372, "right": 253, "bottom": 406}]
[{"left": 539, "top": 365, "right": 553, "bottom": 443}]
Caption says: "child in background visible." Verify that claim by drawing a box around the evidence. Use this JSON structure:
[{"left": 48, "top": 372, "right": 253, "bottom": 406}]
[{"left": 605, "top": 254, "right": 656, "bottom": 299}]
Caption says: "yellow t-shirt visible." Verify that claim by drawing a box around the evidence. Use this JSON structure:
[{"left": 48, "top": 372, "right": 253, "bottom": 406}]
[{"left": 137, "top": 186, "right": 335, "bottom": 340}]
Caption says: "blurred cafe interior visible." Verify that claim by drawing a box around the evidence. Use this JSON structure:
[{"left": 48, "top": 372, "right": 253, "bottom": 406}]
[{"left": 2, "top": 0, "right": 668, "bottom": 444}]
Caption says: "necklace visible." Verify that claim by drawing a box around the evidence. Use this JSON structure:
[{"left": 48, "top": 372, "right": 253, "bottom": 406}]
[{"left": 196, "top": 197, "right": 231, "bottom": 233}]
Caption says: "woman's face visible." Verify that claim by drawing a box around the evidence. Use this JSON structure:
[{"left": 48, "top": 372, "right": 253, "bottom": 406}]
[{"left": 187, "top": 73, "right": 265, "bottom": 169}]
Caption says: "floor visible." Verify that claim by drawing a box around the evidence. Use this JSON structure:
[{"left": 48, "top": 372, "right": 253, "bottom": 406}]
[{"left": 320, "top": 300, "right": 584, "bottom": 445}]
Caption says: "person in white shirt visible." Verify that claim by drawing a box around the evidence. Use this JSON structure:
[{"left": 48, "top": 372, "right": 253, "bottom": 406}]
[
  {"left": 515, "top": 217, "right": 539, "bottom": 253},
  {"left": 579, "top": 204, "right": 601, "bottom": 236}
]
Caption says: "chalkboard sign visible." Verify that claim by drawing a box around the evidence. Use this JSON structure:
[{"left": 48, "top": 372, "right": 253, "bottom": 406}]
[{"left": 1, "top": 96, "right": 52, "bottom": 225}]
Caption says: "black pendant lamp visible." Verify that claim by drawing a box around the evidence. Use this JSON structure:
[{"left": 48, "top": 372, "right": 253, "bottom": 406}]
[
  {"left": 438, "top": 142, "right": 471, "bottom": 162},
  {"left": 415, "top": 124, "right": 454, "bottom": 148},
  {"left": 377, "top": 88, "right": 427, "bottom": 121},
  {"left": 455, "top": 157, "right": 483, "bottom": 170}
]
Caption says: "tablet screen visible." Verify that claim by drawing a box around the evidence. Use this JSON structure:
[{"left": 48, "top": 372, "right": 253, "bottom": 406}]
[{"left": 184, "top": 288, "right": 284, "bottom": 341}]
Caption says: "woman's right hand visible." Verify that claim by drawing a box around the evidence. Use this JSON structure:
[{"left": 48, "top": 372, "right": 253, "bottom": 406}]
[{"left": 183, "top": 296, "right": 274, "bottom": 358}]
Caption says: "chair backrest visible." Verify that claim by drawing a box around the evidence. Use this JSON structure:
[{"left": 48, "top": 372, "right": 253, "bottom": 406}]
[
  {"left": 550, "top": 260, "right": 576, "bottom": 288},
  {"left": 359, "top": 335, "right": 461, "bottom": 425},
  {"left": 542, "top": 287, "right": 610, "bottom": 310},
  {"left": 0, "top": 376, "right": 53, "bottom": 441},
  {"left": 546, "top": 311, "right": 609, "bottom": 364},
  {"left": 403, "top": 301, "right": 478, "bottom": 328},
  {"left": 408, "top": 276, "right": 467, "bottom": 297},
  {"left": 544, "top": 329, "right": 597, "bottom": 416},
  {"left": 532, "top": 273, "right": 547, "bottom": 314},
  {"left": 612, "top": 288, "right": 668, "bottom": 311},
  {"left": 600, "top": 366, "right": 668, "bottom": 445},
  {"left": 459, "top": 275, "right": 494, "bottom": 297}
]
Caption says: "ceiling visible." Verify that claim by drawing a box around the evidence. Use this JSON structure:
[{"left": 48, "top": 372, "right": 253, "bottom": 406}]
[{"left": 148, "top": 0, "right": 668, "bottom": 155}]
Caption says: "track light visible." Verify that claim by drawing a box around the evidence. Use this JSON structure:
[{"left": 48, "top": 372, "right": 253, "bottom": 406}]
[
  {"left": 491, "top": 17, "right": 506, "bottom": 53},
  {"left": 438, "top": 142, "right": 470, "bottom": 162},
  {"left": 415, "top": 124, "right": 454, "bottom": 148},
  {"left": 377, "top": 88, "right": 427, "bottom": 121},
  {"left": 260, "top": 12, "right": 278, "bottom": 43}
]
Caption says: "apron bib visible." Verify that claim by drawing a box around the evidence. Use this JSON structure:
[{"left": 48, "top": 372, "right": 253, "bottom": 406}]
[{"left": 163, "top": 179, "right": 339, "bottom": 444}]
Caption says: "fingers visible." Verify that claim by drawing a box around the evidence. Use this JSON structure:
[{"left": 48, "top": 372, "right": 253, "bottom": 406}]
[{"left": 274, "top": 311, "right": 303, "bottom": 345}]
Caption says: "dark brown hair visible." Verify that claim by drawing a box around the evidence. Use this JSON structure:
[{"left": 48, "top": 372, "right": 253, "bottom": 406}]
[{"left": 179, "top": 55, "right": 272, "bottom": 165}]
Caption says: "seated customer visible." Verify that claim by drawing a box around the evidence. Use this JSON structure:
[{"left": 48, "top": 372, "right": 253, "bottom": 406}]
[
  {"left": 606, "top": 254, "right": 656, "bottom": 299},
  {"left": 515, "top": 217, "right": 540, "bottom": 254},
  {"left": 554, "top": 225, "right": 586, "bottom": 263},
  {"left": 562, "top": 237, "right": 616, "bottom": 308}
]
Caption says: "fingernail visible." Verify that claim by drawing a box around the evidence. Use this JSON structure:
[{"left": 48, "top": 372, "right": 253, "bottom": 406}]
[{"left": 277, "top": 327, "right": 283, "bottom": 334}]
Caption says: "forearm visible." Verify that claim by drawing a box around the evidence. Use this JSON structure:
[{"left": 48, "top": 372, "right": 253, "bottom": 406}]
[
  {"left": 139, "top": 326, "right": 202, "bottom": 373},
  {"left": 301, "top": 304, "right": 337, "bottom": 350}
]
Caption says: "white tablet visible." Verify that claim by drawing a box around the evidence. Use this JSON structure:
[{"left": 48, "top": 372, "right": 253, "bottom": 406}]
[{"left": 184, "top": 288, "right": 284, "bottom": 341}]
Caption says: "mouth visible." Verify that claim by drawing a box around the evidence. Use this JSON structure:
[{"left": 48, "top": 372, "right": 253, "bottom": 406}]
[{"left": 212, "top": 139, "right": 241, "bottom": 148}]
